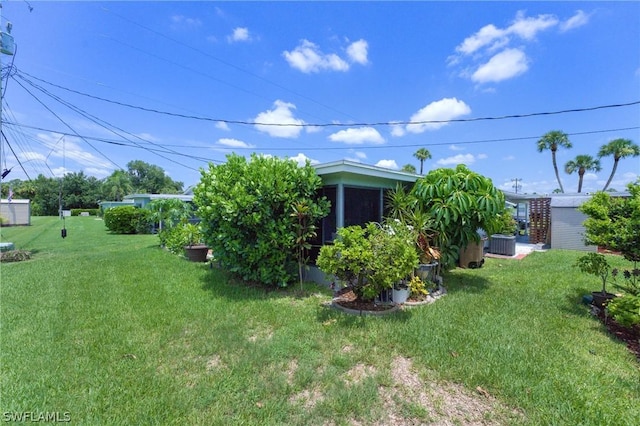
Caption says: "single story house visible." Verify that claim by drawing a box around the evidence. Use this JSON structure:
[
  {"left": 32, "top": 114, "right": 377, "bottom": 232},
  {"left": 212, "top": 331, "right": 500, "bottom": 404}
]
[
  {"left": 307, "top": 160, "right": 419, "bottom": 283},
  {"left": 122, "top": 193, "right": 193, "bottom": 209},
  {"left": 0, "top": 199, "right": 31, "bottom": 226}
]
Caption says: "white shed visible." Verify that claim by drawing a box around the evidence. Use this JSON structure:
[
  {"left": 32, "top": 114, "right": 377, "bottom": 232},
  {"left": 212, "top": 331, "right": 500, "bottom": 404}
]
[
  {"left": 1, "top": 199, "right": 31, "bottom": 226},
  {"left": 550, "top": 195, "right": 596, "bottom": 252}
]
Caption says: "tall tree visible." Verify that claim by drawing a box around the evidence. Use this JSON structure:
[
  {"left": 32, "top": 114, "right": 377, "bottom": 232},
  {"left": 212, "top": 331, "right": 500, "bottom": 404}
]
[
  {"left": 564, "top": 155, "right": 601, "bottom": 193},
  {"left": 126, "top": 160, "right": 183, "bottom": 194},
  {"left": 413, "top": 148, "right": 432, "bottom": 175},
  {"left": 401, "top": 164, "right": 417, "bottom": 174},
  {"left": 598, "top": 138, "right": 639, "bottom": 191},
  {"left": 536, "top": 130, "right": 572, "bottom": 193},
  {"left": 102, "top": 170, "right": 133, "bottom": 201}
]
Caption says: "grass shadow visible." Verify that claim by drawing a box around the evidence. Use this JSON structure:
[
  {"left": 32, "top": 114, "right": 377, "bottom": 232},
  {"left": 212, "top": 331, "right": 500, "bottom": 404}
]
[
  {"left": 314, "top": 299, "right": 413, "bottom": 327},
  {"left": 560, "top": 286, "right": 593, "bottom": 317},
  {"left": 442, "top": 271, "right": 492, "bottom": 294},
  {"left": 200, "top": 266, "right": 333, "bottom": 303}
]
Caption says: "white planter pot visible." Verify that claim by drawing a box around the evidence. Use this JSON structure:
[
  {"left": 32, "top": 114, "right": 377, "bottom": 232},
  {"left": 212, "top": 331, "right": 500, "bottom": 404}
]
[{"left": 392, "top": 287, "right": 409, "bottom": 304}]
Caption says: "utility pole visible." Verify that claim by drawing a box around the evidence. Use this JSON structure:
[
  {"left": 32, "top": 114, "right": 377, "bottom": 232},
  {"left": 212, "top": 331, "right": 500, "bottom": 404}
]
[
  {"left": 511, "top": 178, "right": 522, "bottom": 194},
  {"left": 0, "top": 2, "right": 15, "bottom": 198}
]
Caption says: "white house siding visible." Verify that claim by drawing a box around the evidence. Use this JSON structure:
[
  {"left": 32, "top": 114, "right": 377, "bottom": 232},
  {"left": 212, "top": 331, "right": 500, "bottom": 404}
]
[
  {"left": 0, "top": 199, "right": 31, "bottom": 226},
  {"left": 550, "top": 196, "right": 597, "bottom": 252}
]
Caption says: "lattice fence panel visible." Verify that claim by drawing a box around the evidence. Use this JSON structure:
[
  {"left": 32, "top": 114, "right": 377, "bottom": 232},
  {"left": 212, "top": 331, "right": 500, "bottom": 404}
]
[{"left": 529, "top": 198, "right": 551, "bottom": 244}]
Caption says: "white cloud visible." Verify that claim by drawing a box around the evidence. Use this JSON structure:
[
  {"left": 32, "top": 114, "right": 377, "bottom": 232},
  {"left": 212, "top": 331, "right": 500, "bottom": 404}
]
[
  {"left": 346, "top": 39, "right": 369, "bottom": 65},
  {"left": 217, "top": 138, "right": 255, "bottom": 149},
  {"left": 508, "top": 11, "right": 558, "bottom": 40},
  {"left": 328, "top": 127, "right": 385, "bottom": 145},
  {"left": 503, "top": 155, "right": 516, "bottom": 161},
  {"left": 437, "top": 153, "right": 478, "bottom": 166},
  {"left": 254, "top": 100, "right": 305, "bottom": 138},
  {"left": 344, "top": 150, "right": 367, "bottom": 163},
  {"left": 216, "top": 121, "right": 230, "bottom": 131},
  {"left": 19, "top": 151, "right": 46, "bottom": 162},
  {"left": 471, "top": 48, "right": 529, "bottom": 83},
  {"left": 477, "top": 153, "right": 488, "bottom": 160},
  {"left": 85, "top": 167, "right": 111, "bottom": 178},
  {"left": 375, "top": 159, "right": 399, "bottom": 170},
  {"left": 283, "top": 38, "right": 369, "bottom": 73},
  {"left": 51, "top": 166, "right": 71, "bottom": 178},
  {"left": 135, "top": 132, "right": 160, "bottom": 142},
  {"left": 37, "top": 133, "right": 113, "bottom": 170},
  {"left": 451, "top": 10, "right": 586, "bottom": 84},
  {"left": 227, "top": 27, "right": 252, "bottom": 43},
  {"left": 170, "top": 15, "right": 202, "bottom": 30},
  {"left": 406, "top": 98, "right": 471, "bottom": 133},
  {"left": 450, "top": 144, "right": 465, "bottom": 151},
  {"left": 390, "top": 122, "right": 406, "bottom": 137},
  {"left": 560, "top": 10, "right": 590, "bottom": 32},
  {"left": 283, "top": 40, "right": 349, "bottom": 73},
  {"left": 289, "top": 153, "right": 319, "bottom": 166},
  {"left": 456, "top": 24, "right": 507, "bottom": 56}
]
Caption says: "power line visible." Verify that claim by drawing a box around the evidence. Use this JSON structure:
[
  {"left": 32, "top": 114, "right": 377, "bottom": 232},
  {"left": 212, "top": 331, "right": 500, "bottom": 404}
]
[
  {"left": 14, "top": 69, "right": 640, "bottom": 129},
  {"left": 11, "top": 76, "right": 124, "bottom": 171},
  {"left": 6, "top": 121, "right": 638, "bottom": 152},
  {"left": 101, "top": 6, "right": 360, "bottom": 123}
]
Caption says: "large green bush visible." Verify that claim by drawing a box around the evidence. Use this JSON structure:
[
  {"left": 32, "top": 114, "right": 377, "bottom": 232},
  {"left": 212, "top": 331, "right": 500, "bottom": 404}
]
[
  {"left": 193, "top": 154, "right": 329, "bottom": 286},
  {"left": 411, "top": 165, "right": 506, "bottom": 269},
  {"left": 103, "top": 206, "right": 147, "bottom": 234}
]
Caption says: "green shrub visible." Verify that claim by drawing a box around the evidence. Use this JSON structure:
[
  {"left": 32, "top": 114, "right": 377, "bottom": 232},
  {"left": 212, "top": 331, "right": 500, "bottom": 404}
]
[
  {"left": 103, "top": 206, "right": 139, "bottom": 234},
  {"left": 159, "top": 223, "right": 204, "bottom": 255},
  {"left": 317, "top": 222, "right": 418, "bottom": 301},
  {"left": 194, "top": 154, "right": 329, "bottom": 287},
  {"left": 133, "top": 208, "right": 154, "bottom": 234},
  {"left": 607, "top": 294, "right": 640, "bottom": 328}
]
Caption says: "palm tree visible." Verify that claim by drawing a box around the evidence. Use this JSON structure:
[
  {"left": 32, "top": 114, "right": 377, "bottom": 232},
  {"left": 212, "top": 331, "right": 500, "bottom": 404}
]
[
  {"left": 103, "top": 170, "right": 133, "bottom": 201},
  {"left": 564, "top": 155, "right": 601, "bottom": 193},
  {"left": 597, "top": 138, "right": 639, "bottom": 191},
  {"left": 413, "top": 148, "right": 432, "bottom": 175},
  {"left": 536, "top": 130, "right": 572, "bottom": 193},
  {"left": 401, "top": 164, "right": 417, "bottom": 174}
]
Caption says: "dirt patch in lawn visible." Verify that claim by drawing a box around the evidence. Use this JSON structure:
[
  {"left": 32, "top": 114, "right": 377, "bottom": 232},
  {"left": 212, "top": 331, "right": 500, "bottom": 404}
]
[{"left": 373, "top": 356, "right": 522, "bottom": 425}]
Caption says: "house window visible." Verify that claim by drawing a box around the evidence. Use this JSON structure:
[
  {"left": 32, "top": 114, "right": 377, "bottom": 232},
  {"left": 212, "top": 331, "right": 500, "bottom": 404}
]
[
  {"left": 344, "top": 187, "right": 381, "bottom": 227},
  {"left": 320, "top": 186, "right": 337, "bottom": 243}
]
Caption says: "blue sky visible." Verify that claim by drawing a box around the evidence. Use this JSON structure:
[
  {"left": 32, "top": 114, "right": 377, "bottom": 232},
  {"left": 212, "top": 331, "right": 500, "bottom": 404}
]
[{"left": 1, "top": 1, "right": 639, "bottom": 194}]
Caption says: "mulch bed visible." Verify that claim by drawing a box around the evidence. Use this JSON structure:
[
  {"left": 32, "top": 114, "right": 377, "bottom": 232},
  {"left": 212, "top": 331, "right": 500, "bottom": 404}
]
[{"left": 595, "top": 309, "right": 640, "bottom": 362}]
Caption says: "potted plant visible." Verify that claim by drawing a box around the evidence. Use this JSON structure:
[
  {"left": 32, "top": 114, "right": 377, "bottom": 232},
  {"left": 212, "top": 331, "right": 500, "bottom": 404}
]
[
  {"left": 317, "top": 222, "right": 418, "bottom": 305},
  {"left": 183, "top": 223, "right": 209, "bottom": 262},
  {"left": 574, "top": 253, "right": 616, "bottom": 308},
  {"left": 392, "top": 278, "right": 410, "bottom": 305}
]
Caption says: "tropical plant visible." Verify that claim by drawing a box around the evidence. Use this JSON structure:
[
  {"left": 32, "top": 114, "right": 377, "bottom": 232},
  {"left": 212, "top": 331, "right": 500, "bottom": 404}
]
[
  {"left": 574, "top": 253, "right": 611, "bottom": 295},
  {"left": 564, "top": 155, "right": 601, "bottom": 193},
  {"left": 411, "top": 165, "right": 506, "bottom": 269},
  {"left": 537, "top": 130, "right": 572, "bottom": 193},
  {"left": 316, "top": 222, "right": 418, "bottom": 301},
  {"left": 598, "top": 138, "right": 639, "bottom": 191},
  {"left": 102, "top": 170, "right": 133, "bottom": 202},
  {"left": 146, "top": 198, "right": 193, "bottom": 232},
  {"left": 194, "top": 153, "right": 329, "bottom": 287},
  {"left": 413, "top": 148, "right": 432, "bottom": 175},
  {"left": 408, "top": 275, "right": 428, "bottom": 299},
  {"left": 606, "top": 294, "right": 640, "bottom": 328},
  {"left": 401, "top": 164, "right": 417, "bottom": 174}
]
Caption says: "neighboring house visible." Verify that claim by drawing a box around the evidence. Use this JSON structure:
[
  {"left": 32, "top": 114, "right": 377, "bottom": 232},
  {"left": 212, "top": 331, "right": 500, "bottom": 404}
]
[
  {"left": 121, "top": 193, "right": 194, "bottom": 209},
  {"left": 0, "top": 199, "right": 31, "bottom": 226},
  {"left": 98, "top": 200, "right": 135, "bottom": 211}
]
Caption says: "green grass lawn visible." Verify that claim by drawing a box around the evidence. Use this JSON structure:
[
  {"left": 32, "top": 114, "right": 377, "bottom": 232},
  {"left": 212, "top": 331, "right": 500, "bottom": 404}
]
[{"left": 1, "top": 217, "right": 638, "bottom": 425}]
